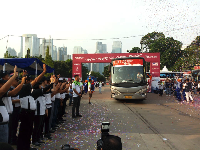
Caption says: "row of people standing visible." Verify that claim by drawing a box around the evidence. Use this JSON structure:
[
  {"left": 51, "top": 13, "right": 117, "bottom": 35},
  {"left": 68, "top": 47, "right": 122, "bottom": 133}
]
[
  {"left": 0, "top": 65, "right": 70, "bottom": 150},
  {"left": 163, "top": 77, "right": 200, "bottom": 102}
]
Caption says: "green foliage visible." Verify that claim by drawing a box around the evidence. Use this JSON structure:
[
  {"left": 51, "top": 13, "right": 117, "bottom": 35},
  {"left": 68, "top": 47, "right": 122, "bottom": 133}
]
[
  {"left": 25, "top": 48, "right": 31, "bottom": 58},
  {"left": 4, "top": 51, "right": 18, "bottom": 58},
  {"left": 54, "top": 60, "right": 72, "bottom": 77},
  {"left": 82, "top": 64, "right": 89, "bottom": 80},
  {"left": 141, "top": 32, "right": 182, "bottom": 71},
  {"left": 90, "top": 71, "right": 105, "bottom": 81},
  {"left": 127, "top": 47, "right": 141, "bottom": 53},
  {"left": 173, "top": 36, "right": 200, "bottom": 71},
  {"left": 141, "top": 32, "right": 165, "bottom": 50},
  {"left": 43, "top": 46, "right": 54, "bottom": 68},
  {"left": 102, "top": 65, "right": 110, "bottom": 78},
  {"left": 32, "top": 55, "right": 44, "bottom": 62}
]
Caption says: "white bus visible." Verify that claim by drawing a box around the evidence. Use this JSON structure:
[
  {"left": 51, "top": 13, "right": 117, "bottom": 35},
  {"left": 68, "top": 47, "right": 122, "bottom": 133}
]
[{"left": 110, "top": 57, "right": 147, "bottom": 100}]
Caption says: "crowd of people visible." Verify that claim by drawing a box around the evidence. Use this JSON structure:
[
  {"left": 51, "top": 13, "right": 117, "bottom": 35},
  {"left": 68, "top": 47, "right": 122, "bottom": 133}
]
[
  {"left": 0, "top": 64, "right": 107, "bottom": 150},
  {"left": 158, "top": 76, "right": 200, "bottom": 103}
]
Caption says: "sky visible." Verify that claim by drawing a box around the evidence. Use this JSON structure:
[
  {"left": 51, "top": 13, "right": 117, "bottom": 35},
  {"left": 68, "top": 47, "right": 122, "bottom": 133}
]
[{"left": 0, "top": 0, "right": 200, "bottom": 58}]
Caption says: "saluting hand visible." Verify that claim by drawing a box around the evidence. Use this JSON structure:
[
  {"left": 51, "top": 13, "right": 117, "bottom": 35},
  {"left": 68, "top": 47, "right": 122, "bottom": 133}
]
[
  {"left": 14, "top": 65, "right": 18, "bottom": 77},
  {"left": 21, "top": 76, "right": 27, "bottom": 84},
  {"left": 43, "top": 64, "right": 47, "bottom": 73}
]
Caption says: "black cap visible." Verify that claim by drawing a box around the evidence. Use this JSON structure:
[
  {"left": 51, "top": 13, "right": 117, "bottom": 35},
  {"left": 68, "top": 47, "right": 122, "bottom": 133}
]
[
  {"left": 0, "top": 71, "right": 8, "bottom": 83},
  {"left": 0, "top": 78, "right": 7, "bottom": 83},
  {"left": 0, "top": 71, "right": 9, "bottom": 78},
  {"left": 26, "top": 75, "right": 35, "bottom": 81}
]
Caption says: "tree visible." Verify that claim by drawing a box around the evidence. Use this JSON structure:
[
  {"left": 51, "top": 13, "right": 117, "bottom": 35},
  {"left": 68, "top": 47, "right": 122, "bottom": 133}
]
[
  {"left": 4, "top": 51, "right": 18, "bottom": 58},
  {"left": 173, "top": 36, "right": 200, "bottom": 71},
  {"left": 25, "top": 48, "right": 30, "bottom": 58},
  {"left": 82, "top": 64, "right": 89, "bottom": 80},
  {"left": 127, "top": 47, "right": 141, "bottom": 53},
  {"left": 90, "top": 71, "right": 105, "bottom": 81},
  {"left": 102, "top": 65, "right": 110, "bottom": 78},
  {"left": 54, "top": 59, "right": 72, "bottom": 77},
  {"left": 141, "top": 32, "right": 182, "bottom": 70},
  {"left": 43, "top": 46, "right": 54, "bottom": 68},
  {"left": 140, "top": 32, "right": 165, "bottom": 51}
]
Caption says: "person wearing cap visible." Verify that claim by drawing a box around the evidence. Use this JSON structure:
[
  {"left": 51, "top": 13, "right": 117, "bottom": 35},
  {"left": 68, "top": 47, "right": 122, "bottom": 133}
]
[
  {"left": 0, "top": 66, "right": 20, "bottom": 143},
  {"left": 1, "top": 69, "right": 26, "bottom": 144},
  {"left": 17, "top": 64, "right": 46, "bottom": 150},
  {"left": 51, "top": 76, "right": 65, "bottom": 130},
  {"left": 43, "top": 77, "right": 54, "bottom": 139},
  {"left": 72, "top": 75, "right": 82, "bottom": 118},
  {"left": 8, "top": 76, "right": 26, "bottom": 145},
  {"left": 59, "top": 81, "right": 69, "bottom": 122},
  {"left": 32, "top": 76, "right": 54, "bottom": 146},
  {"left": 49, "top": 78, "right": 61, "bottom": 133}
]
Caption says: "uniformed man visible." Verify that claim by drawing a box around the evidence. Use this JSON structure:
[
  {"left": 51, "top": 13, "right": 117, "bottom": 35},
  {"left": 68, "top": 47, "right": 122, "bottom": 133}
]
[
  {"left": 72, "top": 75, "right": 82, "bottom": 118},
  {"left": 17, "top": 64, "right": 46, "bottom": 150},
  {"left": 0, "top": 66, "right": 19, "bottom": 143}
]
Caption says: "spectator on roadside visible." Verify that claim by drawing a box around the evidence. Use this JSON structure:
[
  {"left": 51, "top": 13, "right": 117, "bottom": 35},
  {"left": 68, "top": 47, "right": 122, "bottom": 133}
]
[
  {"left": 158, "top": 81, "right": 164, "bottom": 96},
  {"left": 88, "top": 79, "right": 92, "bottom": 104},
  {"left": 181, "top": 80, "right": 186, "bottom": 101},
  {"left": 165, "top": 78, "right": 170, "bottom": 96},
  {"left": 185, "top": 79, "right": 193, "bottom": 103},
  {"left": 69, "top": 84, "right": 73, "bottom": 106},
  {"left": 99, "top": 81, "right": 102, "bottom": 94}
]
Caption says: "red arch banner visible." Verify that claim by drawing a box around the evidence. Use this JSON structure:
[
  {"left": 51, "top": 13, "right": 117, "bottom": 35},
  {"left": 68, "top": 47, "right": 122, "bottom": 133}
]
[{"left": 72, "top": 53, "right": 160, "bottom": 78}]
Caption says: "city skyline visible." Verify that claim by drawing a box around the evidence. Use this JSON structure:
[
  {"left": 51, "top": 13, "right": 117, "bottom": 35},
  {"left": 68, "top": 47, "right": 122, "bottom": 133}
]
[{"left": 1, "top": 0, "right": 200, "bottom": 58}]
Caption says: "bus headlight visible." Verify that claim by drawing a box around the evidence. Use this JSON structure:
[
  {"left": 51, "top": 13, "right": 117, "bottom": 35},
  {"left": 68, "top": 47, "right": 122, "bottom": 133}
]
[{"left": 135, "top": 89, "right": 146, "bottom": 94}]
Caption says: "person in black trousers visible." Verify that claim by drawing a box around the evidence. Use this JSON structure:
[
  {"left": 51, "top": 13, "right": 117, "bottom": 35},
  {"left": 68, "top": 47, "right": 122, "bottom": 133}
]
[{"left": 17, "top": 64, "right": 46, "bottom": 150}]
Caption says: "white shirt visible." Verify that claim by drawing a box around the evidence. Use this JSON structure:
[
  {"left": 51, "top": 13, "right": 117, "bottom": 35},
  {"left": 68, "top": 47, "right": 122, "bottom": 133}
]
[
  {"left": 88, "top": 82, "right": 91, "bottom": 91},
  {"left": 55, "top": 93, "right": 61, "bottom": 99},
  {"left": 72, "top": 81, "right": 81, "bottom": 97},
  {"left": 99, "top": 82, "right": 102, "bottom": 88}
]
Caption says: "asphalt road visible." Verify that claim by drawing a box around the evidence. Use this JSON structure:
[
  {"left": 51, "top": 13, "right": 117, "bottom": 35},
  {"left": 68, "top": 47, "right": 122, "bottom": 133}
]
[{"left": 25, "top": 85, "right": 200, "bottom": 150}]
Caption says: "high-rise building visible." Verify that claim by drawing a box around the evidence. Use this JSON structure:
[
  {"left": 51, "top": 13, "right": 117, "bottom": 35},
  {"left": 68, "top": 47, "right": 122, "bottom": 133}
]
[
  {"left": 20, "top": 34, "right": 40, "bottom": 58},
  {"left": 52, "top": 46, "right": 57, "bottom": 61},
  {"left": 7, "top": 47, "right": 17, "bottom": 57},
  {"left": 40, "top": 38, "right": 53, "bottom": 58},
  {"left": 73, "top": 46, "right": 83, "bottom": 54},
  {"left": 112, "top": 41, "right": 122, "bottom": 53},
  {"left": 94, "top": 42, "right": 107, "bottom": 74}
]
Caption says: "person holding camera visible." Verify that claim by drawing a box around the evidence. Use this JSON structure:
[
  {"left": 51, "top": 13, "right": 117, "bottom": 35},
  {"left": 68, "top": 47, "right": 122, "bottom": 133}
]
[{"left": 72, "top": 75, "right": 82, "bottom": 118}]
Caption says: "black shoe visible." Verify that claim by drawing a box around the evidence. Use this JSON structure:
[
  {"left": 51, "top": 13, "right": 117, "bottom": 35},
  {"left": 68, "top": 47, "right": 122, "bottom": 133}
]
[
  {"left": 55, "top": 125, "right": 59, "bottom": 128},
  {"left": 10, "top": 141, "right": 17, "bottom": 145},
  {"left": 60, "top": 119, "right": 66, "bottom": 121},
  {"left": 44, "top": 134, "right": 52, "bottom": 140},
  {"left": 52, "top": 127, "right": 57, "bottom": 131},
  {"left": 72, "top": 116, "right": 76, "bottom": 118},
  {"left": 30, "top": 148, "right": 38, "bottom": 150},
  {"left": 32, "top": 142, "right": 41, "bottom": 146},
  {"left": 63, "top": 115, "right": 66, "bottom": 117},
  {"left": 49, "top": 129, "right": 55, "bottom": 133},
  {"left": 76, "top": 115, "right": 82, "bottom": 117},
  {"left": 38, "top": 140, "right": 45, "bottom": 143},
  {"left": 89, "top": 102, "right": 91, "bottom": 104}
]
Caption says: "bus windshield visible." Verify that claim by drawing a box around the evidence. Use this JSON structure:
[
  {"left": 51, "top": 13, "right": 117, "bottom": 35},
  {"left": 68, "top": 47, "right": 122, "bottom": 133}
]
[{"left": 112, "top": 66, "right": 144, "bottom": 83}]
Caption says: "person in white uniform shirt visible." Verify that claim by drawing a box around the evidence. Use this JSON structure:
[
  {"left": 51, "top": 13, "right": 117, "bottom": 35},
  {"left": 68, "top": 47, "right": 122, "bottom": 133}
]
[
  {"left": 72, "top": 75, "right": 82, "bottom": 118},
  {"left": 17, "top": 64, "right": 46, "bottom": 150},
  {"left": 0, "top": 66, "right": 21, "bottom": 143}
]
